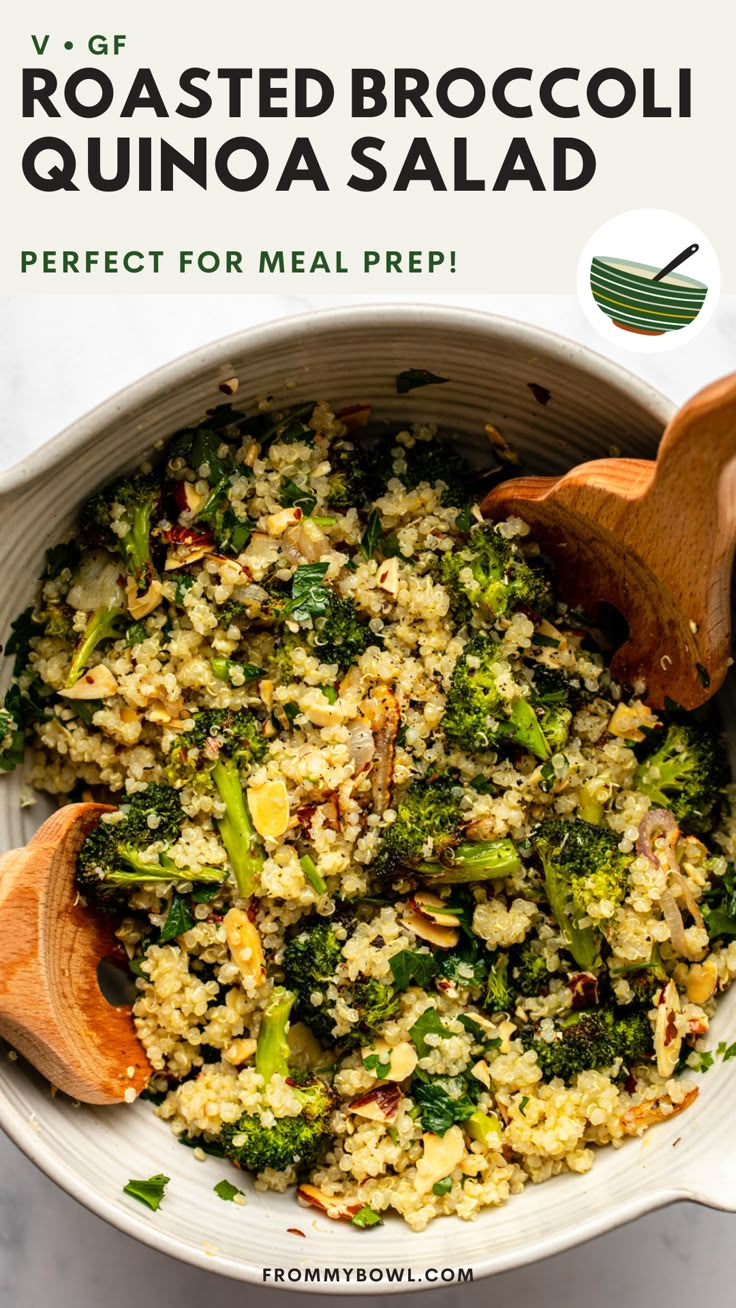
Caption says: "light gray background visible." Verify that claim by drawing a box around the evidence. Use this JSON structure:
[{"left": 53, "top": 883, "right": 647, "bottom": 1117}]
[{"left": 0, "top": 291, "right": 735, "bottom": 1306}]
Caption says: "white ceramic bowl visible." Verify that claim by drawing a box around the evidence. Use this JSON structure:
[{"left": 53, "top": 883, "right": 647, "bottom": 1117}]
[{"left": 1, "top": 305, "right": 734, "bottom": 1290}]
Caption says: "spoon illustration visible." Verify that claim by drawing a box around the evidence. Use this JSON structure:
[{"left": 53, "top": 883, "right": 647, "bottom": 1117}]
[{"left": 652, "top": 243, "right": 699, "bottom": 283}]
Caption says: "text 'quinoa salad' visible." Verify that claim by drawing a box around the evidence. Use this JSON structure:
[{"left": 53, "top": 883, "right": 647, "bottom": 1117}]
[{"left": 2, "top": 394, "right": 735, "bottom": 1232}]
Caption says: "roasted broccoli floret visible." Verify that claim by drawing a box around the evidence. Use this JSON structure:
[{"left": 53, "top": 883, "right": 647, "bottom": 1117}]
[
  {"left": 441, "top": 524, "right": 550, "bottom": 624},
  {"left": 76, "top": 783, "right": 226, "bottom": 911},
  {"left": 484, "top": 952, "right": 513, "bottom": 1013},
  {"left": 352, "top": 978, "right": 401, "bottom": 1032},
  {"left": 511, "top": 942, "right": 550, "bottom": 997},
  {"left": 634, "top": 721, "right": 729, "bottom": 833},
  {"left": 531, "top": 819, "right": 630, "bottom": 971},
  {"left": 443, "top": 633, "right": 560, "bottom": 761},
  {"left": 311, "top": 594, "right": 376, "bottom": 668},
  {"left": 324, "top": 440, "right": 370, "bottom": 509},
  {"left": 65, "top": 605, "right": 127, "bottom": 687},
  {"left": 167, "top": 709, "right": 268, "bottom": 897},
  {"left": 37, "top": 598, "right": 74, "bottom": 640},
  {"left": 221, "top": 987, "right": 336, "bottom": 1172},
  {"left": 81, "top": 474, "right": 160, "bottom": 591},
  {"left": 520, "top": 1006, "right": 653, "bottom": 1081},
  {"left": 373, "top": 772, "right": 520, "bottom": 884}
]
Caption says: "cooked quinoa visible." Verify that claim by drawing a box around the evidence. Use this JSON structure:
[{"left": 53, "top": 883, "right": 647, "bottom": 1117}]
[{"left": 3, "top": 395, "right": 736, "bottom": 1232}]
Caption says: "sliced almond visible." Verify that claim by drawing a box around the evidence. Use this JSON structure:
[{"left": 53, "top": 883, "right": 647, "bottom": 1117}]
[
  {"left": 654, "top": 978, "right": 682, "bottom": 1077},
  {"left": 219, "top": 376, "right": 239, "bottom": 396},
  {"left": 349, "top": 1083, "right": 401, "bottom": 1122},
  {"left": 60, "top": 665, "right": 119, "bottom": 700},
  {"left": 247, "top": 778, "right": 290, "bottom": 839},
  {"left": 471, "top": 1059, "right": 491, "bottom": 1089},
  {"left": 223, "top": 908, "right": 266, "bottom": 987},
  {"left": 173, "top": 480, "right": 205, "bottom": 515},
  {"left": 299, "top": 687, "right": 343, "bottom": 727},
  {"left": 205, "top": 554, "right": 251, "bottom": 584},
  {"left": 126, "top": 577, "right": 163, "bottom": 620},
  {"left": 409, "top": 890, "right": 460, "bottom": 929},
  {"left": 296, "top": 1185, "right": 363, "bottom": 1221},
  {"left": 147, "top": 697, "right": 184, "bottom": 725},
  {"left": 266, "top": 507, "right": 303, "bottom": 537},
  {"left": 361, "top": 1038, "right": 418, "bottom": 1083},
  {"left": 415, "top": 1126, "right": 465, "bottom": 1195},
  {"left": 400, "top": 907, "right": 459, "bottom": 949},
  {"left": 164, "top": 544, "right": 210, "bottom": 571},
  {"left": 289, "top": 519, "right": 329, "bottom": 562},
  {"left": 608, "top": 700, "right": 659, "bottom": 743},
  {"left": 377, "top": 556, "right": 399, "bottom": 596},
  {"left": 685, "top": 958, "right": 718, "bottom": 1005},
  {"left": 222, "top": 1037, "right": 258, "bottom": 1066}
]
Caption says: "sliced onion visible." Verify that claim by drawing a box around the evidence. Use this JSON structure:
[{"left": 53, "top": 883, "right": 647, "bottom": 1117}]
[
  {"left": 280, "top": 534, "right": 305, "bottom": 567},
  {"left": 362, "top": 685, "right": 400, "bottom": 815},
  {"left": 660, "top": 887, "right": 693, "bottom": 958},
  {"left": 346, "top": 718, "right": 374, "bottom": 773},
  {"left": 637, "top": 809, "right": 679, "bottom": 868},
  {"left": 670, "top": 868, "right": 705, "bottom": 931}
]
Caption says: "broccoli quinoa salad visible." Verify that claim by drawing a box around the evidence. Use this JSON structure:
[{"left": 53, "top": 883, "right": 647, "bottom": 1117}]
[{"left": 2, "top": 394, "right": 736, "bottom": 1232}]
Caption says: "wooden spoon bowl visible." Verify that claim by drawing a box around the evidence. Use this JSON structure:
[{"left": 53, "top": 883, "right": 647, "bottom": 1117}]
[
  {"left": 0, "top": 803, "right": 151, "bottom": 1104},
  {"left": 482, "top": 372, "right": 736, "bottom": 709}
]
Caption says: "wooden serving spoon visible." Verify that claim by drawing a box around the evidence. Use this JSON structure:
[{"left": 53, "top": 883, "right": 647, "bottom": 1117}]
[
  {"left": 0, "top": 803, "right": 151, "bottom": 1104},
  {"left": 482, "top": 372, "right": 736, "bottom": 710}
]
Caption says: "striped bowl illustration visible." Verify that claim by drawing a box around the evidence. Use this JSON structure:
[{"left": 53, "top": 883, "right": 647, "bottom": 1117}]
[{"left": 591, "top": 255, "right": 707, "bottom": 336}]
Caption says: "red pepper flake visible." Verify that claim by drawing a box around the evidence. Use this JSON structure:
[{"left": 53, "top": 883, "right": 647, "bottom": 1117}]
[
  {"left": 664, "top": 1012, "right": 678, "bottom": 1045},
  {"left": 287, "top": 1228, "right": 306, "bottom": 1238},
  {"left": 624, "top": 1073, "right": 637, "bottom": 1095},
  {"left": 672, "top": 1137, "right": 681, "bottom": 1148},
  {"left": 527, "top": 382, "right": 552, "bottom": 406},
  {"left": 161, "top": 524, "right": 215, "bottom": 547}
]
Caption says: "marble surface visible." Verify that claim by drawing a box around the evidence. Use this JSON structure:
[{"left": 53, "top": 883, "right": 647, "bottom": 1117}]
[{"left": 0, "top": 291, "right": 735, "bottom": 1307}]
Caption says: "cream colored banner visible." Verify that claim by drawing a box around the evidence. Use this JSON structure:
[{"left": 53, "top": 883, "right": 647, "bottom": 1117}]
[{"left": 1, "top": 0, "right": 734, "bottom": 292}]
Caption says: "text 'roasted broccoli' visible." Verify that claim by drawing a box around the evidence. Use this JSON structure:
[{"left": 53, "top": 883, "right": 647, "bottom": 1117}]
[
  {"left": 221, "top": 987, "right": 336, "bottom": 1173},
  {"left": 167, "top": 709, "right": 268, "bottom": 898},
  {"left": 77, "top": 783, "right": 226, "bottom": 911}
]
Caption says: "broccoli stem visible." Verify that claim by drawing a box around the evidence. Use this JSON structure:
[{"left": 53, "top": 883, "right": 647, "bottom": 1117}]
[
  {"left": 212, "top": 756, "right": 263, "bottom": 897},
  {"left": 65, "top": 605, "right": 125, "bottom": 687},
  {"left": 416, "top": 838, "right": 520, "bottom": 884},
  {"left": 509, "top": 698, "right": 551, "bottom": 761},
  {"left": 543, "top": 861, "right": 599, "bottom": 971},
  {"left": 114, "top": 845, "right": 226, "bottom": 884},
  {"left": 578, "top": 784, "right": 604, "bottom": 826},
  {"left": 126, "top": 502, "right": 156, "bottom": 584},
  {"left": 256, "top": 986, "right": 296, "bottom": 1083}
]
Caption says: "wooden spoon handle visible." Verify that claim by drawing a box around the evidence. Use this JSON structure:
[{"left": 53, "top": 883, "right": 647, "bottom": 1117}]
[{"left": 0, "top": 805, "right": 151, "bottom": 1104}]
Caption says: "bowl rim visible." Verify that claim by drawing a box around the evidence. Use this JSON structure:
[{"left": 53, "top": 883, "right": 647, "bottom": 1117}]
[
  {"left": 0, "top": 302, "right": 679, "bottom": 1288},
  {"left": 0, "top": 302, "right": 673, "bottom": 497}
]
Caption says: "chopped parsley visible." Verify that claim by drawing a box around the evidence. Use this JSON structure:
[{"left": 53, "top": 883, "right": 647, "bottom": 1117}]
[
  {"left": 351, "top": 1206, "right": 383, "bottom": 1229},
  {"left": 123, "top": 1174, "right": 170, "bottom": 1211},
  {"left": 214, "top": 1179, "right": 245, "bottom": 1202}
]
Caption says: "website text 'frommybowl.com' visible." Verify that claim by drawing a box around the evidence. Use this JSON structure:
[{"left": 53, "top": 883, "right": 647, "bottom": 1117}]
[{"left": 262, "top": 1266, "right": 473, "bottom": 1286}]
